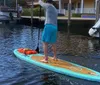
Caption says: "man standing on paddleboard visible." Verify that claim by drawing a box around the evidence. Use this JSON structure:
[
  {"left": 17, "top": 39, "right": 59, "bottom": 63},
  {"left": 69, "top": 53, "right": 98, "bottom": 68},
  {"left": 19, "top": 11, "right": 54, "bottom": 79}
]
[{"left": 38, "top": 0, "right": 58, "bottom": 63}]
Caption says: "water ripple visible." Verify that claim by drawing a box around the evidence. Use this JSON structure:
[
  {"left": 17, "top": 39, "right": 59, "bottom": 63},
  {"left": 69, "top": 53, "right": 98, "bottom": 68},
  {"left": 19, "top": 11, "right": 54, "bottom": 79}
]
[{"left": 0, "top": 24, "right": 100, "bottom": 85}]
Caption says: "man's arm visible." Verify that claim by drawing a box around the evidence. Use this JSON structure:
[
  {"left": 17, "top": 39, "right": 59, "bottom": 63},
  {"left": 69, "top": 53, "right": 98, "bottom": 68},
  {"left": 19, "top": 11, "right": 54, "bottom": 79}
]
[{"left": 38, "top": 0, "right": 47, "bottom": 8}]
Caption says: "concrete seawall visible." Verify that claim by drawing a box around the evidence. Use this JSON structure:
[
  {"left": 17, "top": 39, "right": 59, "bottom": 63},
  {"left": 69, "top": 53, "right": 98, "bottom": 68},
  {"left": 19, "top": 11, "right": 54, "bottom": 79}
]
[{"left": 18, "top": 16, "right": 95, "bottom": 36}]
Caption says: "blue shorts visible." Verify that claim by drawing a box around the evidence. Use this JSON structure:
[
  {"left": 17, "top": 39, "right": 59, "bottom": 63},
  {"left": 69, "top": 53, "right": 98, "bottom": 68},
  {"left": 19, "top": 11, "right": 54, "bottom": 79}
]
[{"left": 42, "top": 24, "right": 57, "bottom": 44}]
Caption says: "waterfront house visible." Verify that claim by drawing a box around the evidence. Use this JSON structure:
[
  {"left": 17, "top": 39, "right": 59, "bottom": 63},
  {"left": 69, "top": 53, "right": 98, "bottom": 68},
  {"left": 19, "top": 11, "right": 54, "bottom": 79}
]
[
  {"left": 28, "top": 0, "right": 98, "bottom": 15},
  {"left": 53, "top": 0, "right": 98, "bottom": 15}
]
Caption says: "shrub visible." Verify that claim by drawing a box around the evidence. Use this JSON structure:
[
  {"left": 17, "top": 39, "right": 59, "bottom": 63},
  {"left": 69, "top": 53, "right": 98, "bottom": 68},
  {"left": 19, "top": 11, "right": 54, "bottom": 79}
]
[
  {"left": 72, "top": 13, "right": 81, "bottom": 17},
  {"left": 22, "top": 8, "right": 31, "bottom": 16},
  {"left": 33, "top": 7, "right": 44, "bottom": 16},
  {"left": 22, "top": 7, "right": 44, "bottom": 16}
]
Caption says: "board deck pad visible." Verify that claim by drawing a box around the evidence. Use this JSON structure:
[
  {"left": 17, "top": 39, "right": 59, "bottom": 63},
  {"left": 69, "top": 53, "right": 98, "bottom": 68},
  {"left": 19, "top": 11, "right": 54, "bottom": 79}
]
[
  {"left": 31, "top": 56, "right": 96, "bottom": 75},
  {"left": 14, "top": 49, "right": 100, "bottom": 82}
]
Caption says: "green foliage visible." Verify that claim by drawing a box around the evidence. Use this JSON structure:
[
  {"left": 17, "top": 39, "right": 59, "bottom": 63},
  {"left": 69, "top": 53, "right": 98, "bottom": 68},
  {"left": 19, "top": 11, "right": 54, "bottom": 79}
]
[
  {"left": 17, "top": 0, "right": 27, "bottom": 7},
  {"left": 22, "top": 7, "right": 44, "bottom": 16},
  {"left": 22, "top": 8, "right": 31, "bottom": 16},
  {"left": 0, "top": 0, "right": 27, "bottom": 7},
  {"left": 35, "top": 7, "right": 44, "bottom": 16},
  {"left": 72, "top": 13, "right": 81, "bottom": 17},
  {"left": 81, "top": 13, "right": 95, "bottom": 15},
  {"left": 72, "top": 13, "right": 95, "bottom": 17},
  {"left": 43, "top": 0, "right": 46, "bottom": 2},
  {"left": 11, "top": 0, "right": 27, "bottom": 7},
  {"left": 0, "top": 0, "right": 15, "bottom": 7}
]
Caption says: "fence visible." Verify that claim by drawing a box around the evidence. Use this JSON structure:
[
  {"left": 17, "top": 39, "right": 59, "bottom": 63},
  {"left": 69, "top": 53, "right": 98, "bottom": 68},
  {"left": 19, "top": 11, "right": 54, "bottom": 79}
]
[
  {"left": 58, "top": 8, "right": 96, "bottom": 16},
  {"left": 75, "top": 8, "right": 96, "bottom": 14}
]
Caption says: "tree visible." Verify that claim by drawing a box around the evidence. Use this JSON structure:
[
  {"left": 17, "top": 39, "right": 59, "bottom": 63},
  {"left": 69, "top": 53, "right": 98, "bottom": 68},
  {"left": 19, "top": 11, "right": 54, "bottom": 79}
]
[
  {"left": 0, "top": 0, "right": 13, "bottom": 6},
  {"left": 18, "top": 0, "right": 27, "bottom": 7},
  {"left": 11, "top": 0, "right": 27, "bottom": 7}
]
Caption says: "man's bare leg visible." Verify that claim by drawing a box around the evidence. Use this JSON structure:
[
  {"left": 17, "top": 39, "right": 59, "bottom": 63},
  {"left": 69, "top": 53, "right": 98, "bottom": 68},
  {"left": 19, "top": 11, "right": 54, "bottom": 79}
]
[
  {"left": 52, "top": 44, "right": 57, "bottom": 60},
  {"left": 41, "top": 42, "right": 48, "bottom": 63}
]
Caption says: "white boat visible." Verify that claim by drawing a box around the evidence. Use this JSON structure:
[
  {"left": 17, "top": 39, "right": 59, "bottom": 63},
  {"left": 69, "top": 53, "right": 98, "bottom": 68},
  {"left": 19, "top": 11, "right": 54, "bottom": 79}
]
[
  {"left": 0, "top": 11, "right": 10, "bottom": 21},
  {"left": 88, "top": 19, "right": 100, "bottom": 38},
  {"left": 0, "top": 7, "right": 17, "bottom": 22}
]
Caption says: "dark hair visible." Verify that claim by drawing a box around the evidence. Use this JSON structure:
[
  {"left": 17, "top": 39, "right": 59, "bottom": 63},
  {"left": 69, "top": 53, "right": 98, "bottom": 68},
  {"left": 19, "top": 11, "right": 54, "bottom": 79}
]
[{"left": 46, "top": 0, "right": 53, "bottom": 3}]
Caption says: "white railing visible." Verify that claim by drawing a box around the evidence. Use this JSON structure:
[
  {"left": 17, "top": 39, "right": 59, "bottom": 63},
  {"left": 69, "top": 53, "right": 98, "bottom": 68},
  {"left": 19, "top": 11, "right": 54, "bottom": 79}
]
[
  {"left": 75, "top": 8, "right": 96, "bottom": 14},
  {"left": 57, "top": 8, "right": 96, "bottom": 16},
  {"left": 57, "top": 9, "right": 66, "bottom": 15}
]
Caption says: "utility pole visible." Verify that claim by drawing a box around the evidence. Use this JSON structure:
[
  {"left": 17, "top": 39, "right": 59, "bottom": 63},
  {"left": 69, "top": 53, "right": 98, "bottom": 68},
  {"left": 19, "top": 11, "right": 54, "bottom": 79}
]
[
  {"left": 59, "top": 0, "right": 61, "bottom": 14},
  {"left": 67, "top": 0, "right": 71, "bottom": 36},
  {"left": 4, "top": 0, "right": 6, "bottom": 6},
  {"left": 96, "top": 0, "right": 100, "bottom": 22},
  {"left": 31, "top": 0, "right": 34, "bottom": 27},
  {"left": 16, "top": 0, "right": 18, "bottom": 11}
]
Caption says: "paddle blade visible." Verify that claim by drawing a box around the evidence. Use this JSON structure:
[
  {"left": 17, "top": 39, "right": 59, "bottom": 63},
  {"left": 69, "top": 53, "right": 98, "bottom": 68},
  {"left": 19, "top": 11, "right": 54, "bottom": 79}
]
[{"left": 35, "top": 47, "right": 39, "bottom": 53}]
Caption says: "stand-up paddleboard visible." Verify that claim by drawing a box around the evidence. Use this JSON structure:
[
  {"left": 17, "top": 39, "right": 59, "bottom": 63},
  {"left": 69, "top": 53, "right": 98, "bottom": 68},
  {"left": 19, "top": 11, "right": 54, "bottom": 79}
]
[{"left": 14, "top": 48, "right": 100, "bottom": 82}]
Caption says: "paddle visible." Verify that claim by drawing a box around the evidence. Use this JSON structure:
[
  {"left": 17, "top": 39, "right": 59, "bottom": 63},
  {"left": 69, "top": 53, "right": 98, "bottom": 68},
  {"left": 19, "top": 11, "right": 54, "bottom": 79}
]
[{"left": 35, "top": 6, "right": 42, "bottom": 53}]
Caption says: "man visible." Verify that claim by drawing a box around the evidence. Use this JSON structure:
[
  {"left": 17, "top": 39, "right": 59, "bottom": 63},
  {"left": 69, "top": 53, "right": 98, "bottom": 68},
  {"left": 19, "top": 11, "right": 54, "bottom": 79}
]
[{"left": 38, "top": 0, "right": 58, "bottom": 63}]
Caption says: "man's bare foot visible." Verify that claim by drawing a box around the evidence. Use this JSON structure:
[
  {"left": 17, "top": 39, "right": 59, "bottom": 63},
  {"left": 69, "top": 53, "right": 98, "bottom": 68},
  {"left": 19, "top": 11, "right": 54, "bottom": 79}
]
[
  {"left": 40, "top": 59, "right": 48, "bottom": 63},
  {"left": 52, "top": 57, "right": 58, "bottom": 61}
]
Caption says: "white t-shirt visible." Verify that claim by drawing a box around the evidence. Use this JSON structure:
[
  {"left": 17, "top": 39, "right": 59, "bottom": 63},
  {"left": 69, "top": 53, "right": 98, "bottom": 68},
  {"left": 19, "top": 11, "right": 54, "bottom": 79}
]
[{"left": 39, "top": 0, "right": 58, "bottom": 26}]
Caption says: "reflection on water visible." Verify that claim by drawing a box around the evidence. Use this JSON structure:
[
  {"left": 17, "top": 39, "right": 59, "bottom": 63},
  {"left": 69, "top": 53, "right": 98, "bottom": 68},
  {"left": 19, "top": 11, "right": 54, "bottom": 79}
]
[
  {"left": 57, "top": 33, "right": 91, "bottom": 55},
  {"left": 0, "top": 24, "right": 100, "bottom": 85}
]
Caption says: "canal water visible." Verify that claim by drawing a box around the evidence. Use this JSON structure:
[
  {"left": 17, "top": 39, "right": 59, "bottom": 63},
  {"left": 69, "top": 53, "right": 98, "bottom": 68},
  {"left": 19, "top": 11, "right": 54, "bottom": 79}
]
[{"left": 0, "top": 23, "right": 100, "bottom": 85}]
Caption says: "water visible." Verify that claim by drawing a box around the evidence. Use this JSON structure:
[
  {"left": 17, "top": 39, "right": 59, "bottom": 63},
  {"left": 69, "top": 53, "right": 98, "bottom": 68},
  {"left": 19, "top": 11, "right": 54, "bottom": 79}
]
[{"left": 0, "top": 23, "right": 100, "bottom": 85}]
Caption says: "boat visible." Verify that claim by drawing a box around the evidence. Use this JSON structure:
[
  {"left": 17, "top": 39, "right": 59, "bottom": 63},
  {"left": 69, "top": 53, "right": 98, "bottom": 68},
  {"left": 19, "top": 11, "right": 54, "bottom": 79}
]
[
  {"left": 0, "top": 6, "right": 18, "bottom": 23},
  {"left": 88, "top": 18, "right": 100, "bottom": 38}
]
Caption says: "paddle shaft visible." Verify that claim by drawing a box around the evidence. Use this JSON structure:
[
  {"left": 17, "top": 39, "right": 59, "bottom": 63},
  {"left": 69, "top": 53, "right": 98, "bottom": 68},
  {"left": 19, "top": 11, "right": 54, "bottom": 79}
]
[
  {"left": 35, "top": 6, "right": 42, "bottom": 53},
  {"left": 31, "top": 0, "right": 34, "bottom": 27}
]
